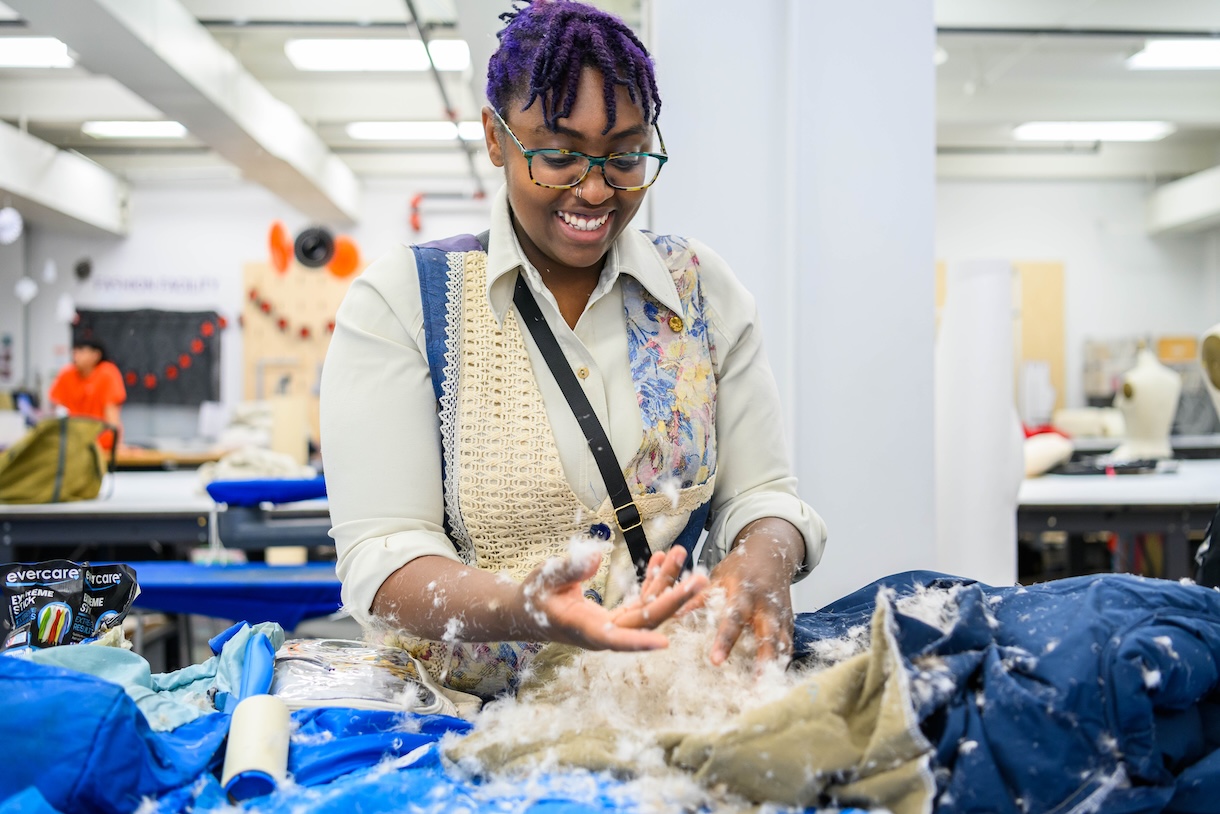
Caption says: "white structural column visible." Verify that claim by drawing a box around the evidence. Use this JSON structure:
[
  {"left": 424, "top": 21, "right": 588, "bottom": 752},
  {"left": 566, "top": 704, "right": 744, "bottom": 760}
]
[
  {"left": 8, "top": 0, "right": 361, "bottom": 225},
  {"left": 652, "top": 0, "right": 937, "bottom": 609},
  {"left": 0, "top": 120, "right": 129, "bottom": 236}
]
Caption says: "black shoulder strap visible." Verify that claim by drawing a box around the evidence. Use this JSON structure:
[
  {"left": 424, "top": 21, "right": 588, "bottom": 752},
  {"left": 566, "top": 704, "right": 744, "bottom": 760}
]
[{"left": 511, "top": 273, "right": 652, "bottom": 580}]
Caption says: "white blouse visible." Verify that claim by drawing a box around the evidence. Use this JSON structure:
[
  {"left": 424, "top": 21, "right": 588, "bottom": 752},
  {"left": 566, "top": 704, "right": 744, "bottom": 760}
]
[{"left": 320, "top": 186, "right": 827, "bottom": 625}]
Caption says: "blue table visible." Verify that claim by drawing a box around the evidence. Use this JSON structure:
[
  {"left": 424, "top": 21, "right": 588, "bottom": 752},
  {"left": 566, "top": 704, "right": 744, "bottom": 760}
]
[{"left": 128, "top": 561, "right": 342, "bottom": 631}]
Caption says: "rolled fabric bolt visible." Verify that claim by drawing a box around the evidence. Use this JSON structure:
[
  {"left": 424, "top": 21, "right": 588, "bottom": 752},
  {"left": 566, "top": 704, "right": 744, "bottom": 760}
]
[{"left": 221, "top": 694, "right": 291, "bottom": 801}]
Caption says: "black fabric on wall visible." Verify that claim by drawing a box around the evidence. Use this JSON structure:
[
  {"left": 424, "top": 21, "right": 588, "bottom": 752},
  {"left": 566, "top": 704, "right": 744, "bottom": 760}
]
[{"left": 74, "top": 309, "right": 222, "bottom": 406}]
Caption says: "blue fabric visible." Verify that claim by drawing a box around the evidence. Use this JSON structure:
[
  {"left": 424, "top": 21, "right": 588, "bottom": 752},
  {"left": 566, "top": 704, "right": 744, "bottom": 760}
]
[
  {"left": 237, "top": 632, "right": 276, "bottom": 699},
  {"left": 671, "top": 500, "right": 710, "bottom": 565},
  {"left": 0, "top": 788, "right": 65, "bottom": 814},
  {"left": 23, "top": 621, "right": 284, "bottom": 731},
  {"left": 0, "top": 657, "right": 230, "bottom": 814},
  {"left": 1, "top": 631, "right": 874, "bottom": 814},
  {"left": 153, "top": 708, "right": 865, "bottom": 814},
  {"left": 412, "top": 236, "right": 480, "bottom": 405},
  {"left": 795, "top": 571, "right": 1220, "bottom": 814},
  {"left": 129, "top": 561, "right": 340, "bottom": 631},
  {"left": 286, "top": 709, "right": 472, "bottom": 787},
  {"left": 15, "top": 568, "right": 1220, "bottom": 814},
  {"left": 217, "top": 632, "right": 277, "bottom": 713},
  {"left": 413, "top": 237, "right": 479, "bottom": 545},
  {"left": 154, "top": 745, "right": 697, "bottom": 814},
  {"left": 205, "top": 477, "right": 327, "bottom": 507}
]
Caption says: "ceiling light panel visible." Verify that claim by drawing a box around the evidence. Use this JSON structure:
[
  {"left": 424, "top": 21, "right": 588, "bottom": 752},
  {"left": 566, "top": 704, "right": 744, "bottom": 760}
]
[
  {"left": 346, "top": 121, "right": 483, "bottom": 140},
  {"left": 82, "top": 120, "right": 188, "bottom": 139},
  {"left": 1012, "top": 121, "right": 1176, "bottom": 143},
  {"left": 285, "top": 39, "right": 469, "bottom": 72},
  {"left": 1127, "top": 40, "right": 1220, "bottom": 70},
  {"left": 0, "top": 37, "right": 74, "bottom": 68}
]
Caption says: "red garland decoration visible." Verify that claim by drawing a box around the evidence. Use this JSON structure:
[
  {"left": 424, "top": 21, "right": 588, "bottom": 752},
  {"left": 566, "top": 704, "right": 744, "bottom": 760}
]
[
  {"left": 116, "top": 317, "right": 226, "bottom": 392},
  {"left": 247, "top": 292, "right": 335, "bottom": 340}
]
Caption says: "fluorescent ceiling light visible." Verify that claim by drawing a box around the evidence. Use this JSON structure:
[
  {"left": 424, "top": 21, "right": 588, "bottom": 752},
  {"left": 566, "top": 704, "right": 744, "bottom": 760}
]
[
  {"left": 1127, "top": 39, "right": 1220, "bottom": 70},
  {"left": 285, "top": 39, "right": 470, "bottom": 71},
  {"left": 0, "top": 37, "right": 74, "bottom": 68},
  {"left": 347, "top": 121, "right": 484, "bottom": 141},
  {"left": 82, "top": 120, "right": 188, "bottom": 139},
  {"left": 1012, "top": 121, "right": 1176, "bottom": 142}
]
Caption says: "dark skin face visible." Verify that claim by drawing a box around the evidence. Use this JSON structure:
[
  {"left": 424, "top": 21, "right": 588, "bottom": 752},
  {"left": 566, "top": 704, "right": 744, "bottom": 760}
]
[{"left": 483, "top": 68, "right": 654, "bottom": 326}]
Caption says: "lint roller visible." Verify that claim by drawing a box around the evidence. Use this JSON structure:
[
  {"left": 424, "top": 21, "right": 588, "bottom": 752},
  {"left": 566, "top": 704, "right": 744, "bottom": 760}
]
[{"left": 220, "top": 693, "right": 290, "bottom": 801}]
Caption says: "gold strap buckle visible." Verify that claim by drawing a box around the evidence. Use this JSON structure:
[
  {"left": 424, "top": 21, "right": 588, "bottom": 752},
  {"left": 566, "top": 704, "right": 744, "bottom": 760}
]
[{"left": 615, "top": 502, "right": 643, "bottom": 534}]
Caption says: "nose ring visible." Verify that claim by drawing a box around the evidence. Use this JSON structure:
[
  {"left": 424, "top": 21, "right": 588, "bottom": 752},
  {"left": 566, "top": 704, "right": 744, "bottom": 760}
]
[{"left": 574, "top": 186, "right": 583, "bottom": 199}]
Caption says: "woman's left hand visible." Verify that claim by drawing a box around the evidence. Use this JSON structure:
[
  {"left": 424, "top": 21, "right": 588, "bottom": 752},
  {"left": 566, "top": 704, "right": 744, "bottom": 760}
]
[{"left": 684, "top": 517, "right": 805, "bottom": 666}]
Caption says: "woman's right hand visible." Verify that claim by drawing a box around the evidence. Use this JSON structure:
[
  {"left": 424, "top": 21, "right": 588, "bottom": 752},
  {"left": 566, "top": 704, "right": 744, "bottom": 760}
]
[{"left": 518, "top": 545, "right": 707, "bottom": 650}]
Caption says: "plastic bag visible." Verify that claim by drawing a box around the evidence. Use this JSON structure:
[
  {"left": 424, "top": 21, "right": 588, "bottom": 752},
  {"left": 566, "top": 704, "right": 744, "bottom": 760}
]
[{"left": 1, "top": 560, "right": 139, "bottom": 651}]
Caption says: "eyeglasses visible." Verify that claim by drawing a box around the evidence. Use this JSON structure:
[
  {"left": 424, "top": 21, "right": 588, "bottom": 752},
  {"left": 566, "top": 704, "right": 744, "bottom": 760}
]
[{"left": 492, "top": 108, "right": 668, "bottom": 191}]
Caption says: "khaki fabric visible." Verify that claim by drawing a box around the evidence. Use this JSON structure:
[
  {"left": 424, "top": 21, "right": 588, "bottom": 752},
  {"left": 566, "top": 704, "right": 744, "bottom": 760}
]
[
  {"left": 449, "top": 596, "right": 935, "bottom": 814},
  {"left": 0, "top": 417, "right": 107, "bottom": 504}
]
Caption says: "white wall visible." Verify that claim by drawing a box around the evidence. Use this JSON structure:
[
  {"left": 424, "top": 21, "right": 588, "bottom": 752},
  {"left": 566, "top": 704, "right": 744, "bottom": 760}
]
[
  {"left": 0, "top": 234, "right": 29, "bottom": 391},
  {"left": 0, "top": 177, "right": 491, "bottom": 443},
  {"left": 937, "top": 180, "right": 1220, "bottom": 408}
]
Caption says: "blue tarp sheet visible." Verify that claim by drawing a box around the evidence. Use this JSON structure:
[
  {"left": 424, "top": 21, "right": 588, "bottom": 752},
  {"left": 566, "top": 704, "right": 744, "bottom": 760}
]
[{"left": 129, "top": 561, "right": 341, "bottom": 631}]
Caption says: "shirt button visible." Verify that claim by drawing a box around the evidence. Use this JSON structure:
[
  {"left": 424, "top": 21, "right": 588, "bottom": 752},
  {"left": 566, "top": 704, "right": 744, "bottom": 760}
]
[
  {"left": 577, "top": 366, "right": 590, "bottom": 379},
  {"left": 668, "top": 315, "right": 684, "bottom": 332}
]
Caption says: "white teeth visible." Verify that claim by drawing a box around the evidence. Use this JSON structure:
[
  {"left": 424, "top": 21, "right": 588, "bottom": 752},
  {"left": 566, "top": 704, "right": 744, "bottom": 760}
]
[{"left": 559, "top": 211, "right": 609, "bottom": 231}]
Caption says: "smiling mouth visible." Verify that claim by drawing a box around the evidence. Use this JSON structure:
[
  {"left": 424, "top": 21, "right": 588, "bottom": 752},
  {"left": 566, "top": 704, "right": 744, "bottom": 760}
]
[{"left": 557, "top": 210, "right": 611, "bottom": 232}]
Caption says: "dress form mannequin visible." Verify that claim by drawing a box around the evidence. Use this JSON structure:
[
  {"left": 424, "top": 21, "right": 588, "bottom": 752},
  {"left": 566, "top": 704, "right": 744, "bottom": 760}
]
[
  {"left": 1200, "top": 323, "right": 1220, "bottom": 423},
  {"left": 1111, "top": 345, "right": 1181, "bottom": 461}
]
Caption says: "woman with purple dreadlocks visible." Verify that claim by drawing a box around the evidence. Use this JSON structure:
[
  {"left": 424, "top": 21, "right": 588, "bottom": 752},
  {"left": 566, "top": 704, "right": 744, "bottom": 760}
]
[{"left": 320, "top": 0, "right": 827, "bottom": 699}]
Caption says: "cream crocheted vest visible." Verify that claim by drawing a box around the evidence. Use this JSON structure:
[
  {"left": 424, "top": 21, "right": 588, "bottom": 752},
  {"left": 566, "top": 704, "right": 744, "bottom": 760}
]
[
  {"left": 394, "top": 232, "right": 717, "bottom": 697},
  {"left": 451, "top": 248, "right": 714, "bottom": 603}
]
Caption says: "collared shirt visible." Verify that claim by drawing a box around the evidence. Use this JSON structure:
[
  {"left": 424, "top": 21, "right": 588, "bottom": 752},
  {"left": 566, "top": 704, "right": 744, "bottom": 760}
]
[
  {"left": 320, "top": 186, "right": 827, "bottom": 625},
  {"left": 49, "top": 360, "right": 126, "bottom": 451}
]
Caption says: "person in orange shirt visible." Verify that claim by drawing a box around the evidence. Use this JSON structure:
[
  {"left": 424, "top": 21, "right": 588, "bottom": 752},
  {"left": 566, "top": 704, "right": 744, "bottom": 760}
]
[{"left": 48, "top": 338, "right": 126, "bottom": 450}]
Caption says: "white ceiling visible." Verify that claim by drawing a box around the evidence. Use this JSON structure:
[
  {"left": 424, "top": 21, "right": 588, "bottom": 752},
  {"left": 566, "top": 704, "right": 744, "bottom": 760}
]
[
  {"left": 2, "top": 0, "right": 1220, "bottom": 226},
  {"left": 936, "top": 0, "right": 1220, "bottom": 180}
]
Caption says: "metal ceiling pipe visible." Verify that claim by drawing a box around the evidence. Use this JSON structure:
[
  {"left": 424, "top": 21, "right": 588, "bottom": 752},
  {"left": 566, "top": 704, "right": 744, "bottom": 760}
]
[{"left": 403, "top": 0, "right": 486, "bottom": 197}]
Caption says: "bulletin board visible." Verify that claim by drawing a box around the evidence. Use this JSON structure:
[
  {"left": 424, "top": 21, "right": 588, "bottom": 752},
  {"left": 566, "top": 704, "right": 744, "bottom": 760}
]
[
  {"left": 241, "top": 261, "right": 360, "bottom": 443},
  {"left": 935, "top": 260, "right": 1066, "bottom": 413},
  {"left": 1012, "top": 262, "right": 1066, "bottom": 414},
  {"left": 75, "top": 309, "right": 223, "bottom": 406}
]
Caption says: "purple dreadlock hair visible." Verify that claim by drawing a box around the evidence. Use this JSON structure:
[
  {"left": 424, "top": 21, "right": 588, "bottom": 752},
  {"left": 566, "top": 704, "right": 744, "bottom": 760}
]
[{"left": 486, "top": 0, "right": 661, "bottom": 134}]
